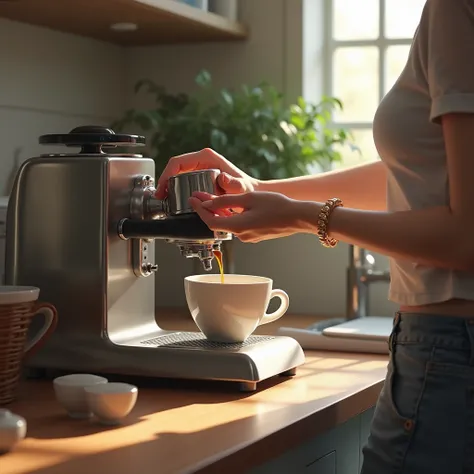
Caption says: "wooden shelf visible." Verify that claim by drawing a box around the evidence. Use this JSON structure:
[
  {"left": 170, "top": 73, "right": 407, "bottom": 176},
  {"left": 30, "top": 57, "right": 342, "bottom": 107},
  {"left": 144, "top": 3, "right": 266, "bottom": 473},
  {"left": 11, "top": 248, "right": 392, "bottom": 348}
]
[{"left": 0, "top": 0, "right": 249, "bottom": 46}]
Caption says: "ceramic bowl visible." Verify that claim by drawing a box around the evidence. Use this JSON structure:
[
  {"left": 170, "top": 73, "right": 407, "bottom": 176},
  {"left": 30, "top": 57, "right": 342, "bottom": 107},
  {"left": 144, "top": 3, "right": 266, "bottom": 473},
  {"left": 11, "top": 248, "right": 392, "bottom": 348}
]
[
  {"left": 53, "top": 374, "right": 108, "bottom": 419},
  {"left": 85, "top": 382, "right": 138, "bottom": 425}
]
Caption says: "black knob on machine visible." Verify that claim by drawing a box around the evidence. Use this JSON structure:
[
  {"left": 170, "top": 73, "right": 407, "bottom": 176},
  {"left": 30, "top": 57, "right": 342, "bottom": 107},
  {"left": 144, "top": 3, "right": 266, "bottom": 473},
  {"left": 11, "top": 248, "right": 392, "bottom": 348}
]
[{"left": 39, "top": 125, "right": 146, "bottom": 154}]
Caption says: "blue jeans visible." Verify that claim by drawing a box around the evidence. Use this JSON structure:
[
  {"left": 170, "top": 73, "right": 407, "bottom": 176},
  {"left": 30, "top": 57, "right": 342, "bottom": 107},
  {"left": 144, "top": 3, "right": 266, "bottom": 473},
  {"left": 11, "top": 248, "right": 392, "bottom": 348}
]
[{"left": 360, "top": 312, "right": 474, "bottom": 474}]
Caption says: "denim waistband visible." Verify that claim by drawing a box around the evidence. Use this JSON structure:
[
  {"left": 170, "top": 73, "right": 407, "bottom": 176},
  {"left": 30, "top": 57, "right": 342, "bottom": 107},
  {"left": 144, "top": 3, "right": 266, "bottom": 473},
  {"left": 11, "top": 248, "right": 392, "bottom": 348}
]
[{"left": 392, "top": 311, "right": 474, "bottom": 351}]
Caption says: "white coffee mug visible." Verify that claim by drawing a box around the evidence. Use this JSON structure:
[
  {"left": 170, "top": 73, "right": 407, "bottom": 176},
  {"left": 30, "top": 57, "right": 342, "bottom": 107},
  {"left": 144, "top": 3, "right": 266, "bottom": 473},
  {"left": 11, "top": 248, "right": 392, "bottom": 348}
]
[{"left": 184, "top": 274, "right": 290, "bottom": 343}]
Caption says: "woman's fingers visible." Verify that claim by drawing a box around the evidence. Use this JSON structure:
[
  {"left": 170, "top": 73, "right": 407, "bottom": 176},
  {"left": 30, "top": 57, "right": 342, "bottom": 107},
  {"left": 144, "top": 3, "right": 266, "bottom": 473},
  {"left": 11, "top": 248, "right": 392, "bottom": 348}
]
[
  {"left": 156, "top": 149, "right": 224, "bottom": 199},
  {"left": 198, "top": 193, "right": 249, "bottom": 213},
  {"left": 189, "top": 197, "right": 239, "bottom": 233}
]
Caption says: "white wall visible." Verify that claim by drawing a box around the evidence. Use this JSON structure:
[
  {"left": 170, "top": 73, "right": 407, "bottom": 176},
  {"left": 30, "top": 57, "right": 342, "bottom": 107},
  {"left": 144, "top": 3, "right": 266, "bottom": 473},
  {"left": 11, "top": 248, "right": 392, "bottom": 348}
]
[
  {"left": 124, "top": 0, "right": 396, "bottom": 317},
  {"left": 0, "top": 1, "right": 397, "bottom": 318},
  {"left": 0, "top": 19, "right": 124, "bottom": 194}
]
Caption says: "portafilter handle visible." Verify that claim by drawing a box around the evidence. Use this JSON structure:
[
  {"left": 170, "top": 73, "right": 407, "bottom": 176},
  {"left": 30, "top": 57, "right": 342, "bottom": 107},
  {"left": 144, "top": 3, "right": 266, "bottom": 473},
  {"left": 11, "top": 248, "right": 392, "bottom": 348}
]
[{"left": 118, "top": 213, "right": 220, "bottom": 241}]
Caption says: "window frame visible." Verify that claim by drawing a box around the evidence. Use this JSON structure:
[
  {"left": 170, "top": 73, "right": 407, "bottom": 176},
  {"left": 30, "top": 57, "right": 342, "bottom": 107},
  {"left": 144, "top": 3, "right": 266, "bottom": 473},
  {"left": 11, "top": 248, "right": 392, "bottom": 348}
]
[{"left": 323, "top": 0, "right": 414, "bottom": 132}]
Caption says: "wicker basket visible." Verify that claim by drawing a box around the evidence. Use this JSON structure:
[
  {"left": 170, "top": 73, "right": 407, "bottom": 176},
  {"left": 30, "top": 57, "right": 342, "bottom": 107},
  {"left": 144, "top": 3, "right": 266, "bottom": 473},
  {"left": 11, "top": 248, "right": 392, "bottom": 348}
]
[{"left": 0, "top": 302, "right": 35, "bottom": 405}]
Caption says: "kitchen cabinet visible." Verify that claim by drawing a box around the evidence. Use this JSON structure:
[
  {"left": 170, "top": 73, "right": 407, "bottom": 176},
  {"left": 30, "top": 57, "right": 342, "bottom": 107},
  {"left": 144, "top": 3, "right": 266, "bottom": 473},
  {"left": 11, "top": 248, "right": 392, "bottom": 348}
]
[
  {"left": 358, "top": 407, "right": 374, "bottom": 472},
  {"left": 306, "top": 452, "right": 336, "bottom": 474},
  {"left": 0, "top": 0, "right": 248, "bottom": 46},
  {"left": 249, "top": 407, "right": 376, "bottom": 474}
]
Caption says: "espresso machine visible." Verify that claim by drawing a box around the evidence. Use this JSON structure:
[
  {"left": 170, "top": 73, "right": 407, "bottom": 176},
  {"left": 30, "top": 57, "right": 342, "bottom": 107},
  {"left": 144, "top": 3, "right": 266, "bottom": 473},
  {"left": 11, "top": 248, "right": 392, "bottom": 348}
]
[{"left": 5, "top": 126, "right": 304, "bottom": 391}]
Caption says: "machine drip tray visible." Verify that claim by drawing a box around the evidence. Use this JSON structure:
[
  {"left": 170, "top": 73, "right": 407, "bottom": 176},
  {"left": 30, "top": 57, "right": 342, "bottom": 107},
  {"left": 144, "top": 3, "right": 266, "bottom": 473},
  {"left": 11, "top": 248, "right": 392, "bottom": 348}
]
[
  {"left": 140, "top": 332, "right": 275, "bottom": 350},
  {"left": 27, "top": 331, "right": 305, "bottom": 393}
]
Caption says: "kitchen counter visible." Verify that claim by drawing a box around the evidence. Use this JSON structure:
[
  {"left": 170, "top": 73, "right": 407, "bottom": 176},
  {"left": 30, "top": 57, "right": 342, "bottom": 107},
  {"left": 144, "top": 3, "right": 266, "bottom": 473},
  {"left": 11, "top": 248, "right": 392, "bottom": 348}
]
[{"left": 2, "top": 313, "right": 388, "bottom": 474}]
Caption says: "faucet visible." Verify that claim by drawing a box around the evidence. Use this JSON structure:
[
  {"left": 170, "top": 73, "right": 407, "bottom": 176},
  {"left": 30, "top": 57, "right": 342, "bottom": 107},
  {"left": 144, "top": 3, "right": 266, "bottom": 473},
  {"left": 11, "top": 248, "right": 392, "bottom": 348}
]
[
  {"left": 304, "top": 244, "right": 391, "bottom": 332},
  {"left": 346, "top": 245, "right": 390, "bottom": 320}
]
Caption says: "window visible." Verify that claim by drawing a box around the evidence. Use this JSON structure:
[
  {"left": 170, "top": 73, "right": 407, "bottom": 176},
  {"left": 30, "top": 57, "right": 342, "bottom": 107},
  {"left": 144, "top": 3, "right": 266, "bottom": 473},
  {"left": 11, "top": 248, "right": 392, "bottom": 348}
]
[{"left": 326, "top": 0, "right": 426, "bottom": 168}]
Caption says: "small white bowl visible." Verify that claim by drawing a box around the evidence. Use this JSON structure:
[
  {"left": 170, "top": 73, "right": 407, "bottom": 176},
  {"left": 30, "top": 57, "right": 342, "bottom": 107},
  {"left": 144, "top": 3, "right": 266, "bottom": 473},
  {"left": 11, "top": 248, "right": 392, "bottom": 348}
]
[
  {"left": 85, "top": 382, "right": 138, "bottom": 425},
  {"left": 0, "top": 409, "right": 27, "bottom": 454},
  {"left": 53, "top": 374, "right": 108, "bottom": 419}
]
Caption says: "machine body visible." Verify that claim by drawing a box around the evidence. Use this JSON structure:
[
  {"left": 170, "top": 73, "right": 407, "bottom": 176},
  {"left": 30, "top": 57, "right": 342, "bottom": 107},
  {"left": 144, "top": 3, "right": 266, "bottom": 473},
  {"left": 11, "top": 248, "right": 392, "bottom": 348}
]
[{"left": 5, "top": 126, "right": 305, "bottom": 391}]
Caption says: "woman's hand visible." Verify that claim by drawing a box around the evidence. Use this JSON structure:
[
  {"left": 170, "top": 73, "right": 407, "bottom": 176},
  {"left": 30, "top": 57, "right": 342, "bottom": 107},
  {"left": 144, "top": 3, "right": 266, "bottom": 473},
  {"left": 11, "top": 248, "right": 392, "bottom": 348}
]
[
  {"left": 189, "top": 191, "right": 319, "bottom": 243},
  {"left": 156, "top": 148, "right": 259, "bottom": 199}
]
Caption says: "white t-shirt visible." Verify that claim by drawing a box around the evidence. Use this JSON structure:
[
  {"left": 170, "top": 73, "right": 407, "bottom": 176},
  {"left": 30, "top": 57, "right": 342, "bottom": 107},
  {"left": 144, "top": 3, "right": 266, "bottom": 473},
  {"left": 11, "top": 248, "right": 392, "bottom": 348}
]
[{"left": 373, "top": 0, "right": 474, "bottom": 305}]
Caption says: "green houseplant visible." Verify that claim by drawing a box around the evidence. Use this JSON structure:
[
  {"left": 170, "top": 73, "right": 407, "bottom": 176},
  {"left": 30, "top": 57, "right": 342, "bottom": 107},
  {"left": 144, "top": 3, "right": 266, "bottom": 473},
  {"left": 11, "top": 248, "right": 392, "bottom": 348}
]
[
  {"left": 112, "top": 70, "right": 358, "bottom": 273},
  {"left": 112, "top": 70, "right": 358, "bottom": 177}
]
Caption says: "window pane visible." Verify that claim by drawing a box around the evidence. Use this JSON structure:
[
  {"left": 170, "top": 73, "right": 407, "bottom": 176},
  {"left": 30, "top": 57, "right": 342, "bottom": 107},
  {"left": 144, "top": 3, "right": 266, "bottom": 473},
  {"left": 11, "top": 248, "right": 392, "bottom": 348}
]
[
  {"left": 333, "top": 47, "right": 379, "bottom": 122},
  {"left": 385, "top": 0, "right": 426, "bottom": 39},
  {"left": 333, "top": 128, "right": 379, "bottom": 169},
  {"left": 385, "top": 45, "right": 411, "bottom": 94},
  {"left": 333, "top": 0, "right": 379, "bottom": 40}
]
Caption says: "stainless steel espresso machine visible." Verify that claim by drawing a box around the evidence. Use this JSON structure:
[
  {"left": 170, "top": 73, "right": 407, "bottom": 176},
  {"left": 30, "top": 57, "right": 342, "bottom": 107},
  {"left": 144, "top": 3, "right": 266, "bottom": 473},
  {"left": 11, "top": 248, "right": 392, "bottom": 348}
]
[{"left": 5, "top": 126, "right": 304, "bottom": 391}]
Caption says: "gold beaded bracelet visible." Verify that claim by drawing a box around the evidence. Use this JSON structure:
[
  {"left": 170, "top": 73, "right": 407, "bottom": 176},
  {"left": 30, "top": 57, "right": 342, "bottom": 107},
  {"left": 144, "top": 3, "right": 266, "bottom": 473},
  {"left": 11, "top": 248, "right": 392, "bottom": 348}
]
[{"left": 317, "top": 198, "right": 344, "bottom": 248}]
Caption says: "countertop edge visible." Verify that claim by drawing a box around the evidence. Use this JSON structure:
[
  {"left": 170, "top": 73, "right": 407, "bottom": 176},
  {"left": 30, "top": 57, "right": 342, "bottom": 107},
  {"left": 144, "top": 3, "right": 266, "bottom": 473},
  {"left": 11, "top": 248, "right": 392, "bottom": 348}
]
[{"left": 192, "top": 378, "right": 384, "bottom": 474}]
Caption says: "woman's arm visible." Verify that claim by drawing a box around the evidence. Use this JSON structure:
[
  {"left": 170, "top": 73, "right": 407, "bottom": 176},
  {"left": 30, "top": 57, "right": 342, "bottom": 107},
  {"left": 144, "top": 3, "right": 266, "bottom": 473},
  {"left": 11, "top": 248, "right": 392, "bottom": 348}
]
[
  {"left": 156, "top": 147, "right": 386, "bottom": 210},
  {"left": 257, "top": 160, "right": 387, "bottom": 211},
  {"left": 298, "top": 114, "right": 474, "bottom": 272},
  {"left": 191, "top": 114, "right": 474, "bottom": 272}
]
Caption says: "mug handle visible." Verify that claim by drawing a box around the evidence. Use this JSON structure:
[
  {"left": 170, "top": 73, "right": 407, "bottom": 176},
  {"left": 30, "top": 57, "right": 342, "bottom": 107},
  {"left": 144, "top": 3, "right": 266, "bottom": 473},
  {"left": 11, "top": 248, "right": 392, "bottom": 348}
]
[
  {"left": 259, "top": 289, "right": 290, "bottom": 325},
  {"left": 24, "top": 302, "right": 58, "bottom": 359}
]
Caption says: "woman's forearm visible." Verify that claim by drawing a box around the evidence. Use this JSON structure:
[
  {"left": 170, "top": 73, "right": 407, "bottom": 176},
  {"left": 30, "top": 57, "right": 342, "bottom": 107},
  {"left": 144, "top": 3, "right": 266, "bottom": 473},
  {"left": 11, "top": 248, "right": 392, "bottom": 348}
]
[
  {"left": 257, "top": 161, "right": 387, "bottom": 211},
  {"left": 297, "top": 201, "right": 474, "bottom": 272}
]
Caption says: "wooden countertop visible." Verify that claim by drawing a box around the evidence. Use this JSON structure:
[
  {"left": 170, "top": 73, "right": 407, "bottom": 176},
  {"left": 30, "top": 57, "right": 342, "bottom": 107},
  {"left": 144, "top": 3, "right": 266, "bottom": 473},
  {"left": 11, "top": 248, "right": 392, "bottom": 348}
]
[{"left": 2, "top": 313, "right": 388, "bottom": 474}]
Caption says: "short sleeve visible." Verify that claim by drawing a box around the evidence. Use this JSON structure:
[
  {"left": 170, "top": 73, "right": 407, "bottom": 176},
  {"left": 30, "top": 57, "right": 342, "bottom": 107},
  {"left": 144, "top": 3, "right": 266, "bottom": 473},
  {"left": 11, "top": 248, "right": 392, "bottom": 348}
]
[{"left": 427, "top": 0, "right": 474, "bottom": 123}]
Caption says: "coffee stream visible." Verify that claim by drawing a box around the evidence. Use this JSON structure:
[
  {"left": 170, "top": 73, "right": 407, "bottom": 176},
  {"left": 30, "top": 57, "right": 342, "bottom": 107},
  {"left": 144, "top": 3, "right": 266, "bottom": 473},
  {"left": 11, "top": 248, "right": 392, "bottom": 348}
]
[{"left": 213, "top": 250, "right": 225, "bottom": 284}]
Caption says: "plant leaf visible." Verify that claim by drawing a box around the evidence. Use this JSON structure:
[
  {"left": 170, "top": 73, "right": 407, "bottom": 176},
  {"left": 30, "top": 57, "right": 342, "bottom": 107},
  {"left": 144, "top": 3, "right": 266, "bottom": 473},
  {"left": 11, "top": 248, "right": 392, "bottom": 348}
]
[
  {"left": 195, "top": 69, "right": 212, "bottom": 87},
  {"left": 112, "top": 72, "right": 356, "bottom": 179},
  {"left": 210, "top": 129, "right": 228, "bottom": 150}
]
